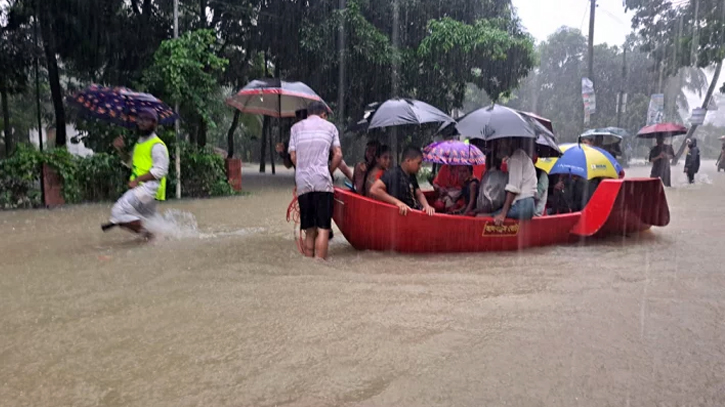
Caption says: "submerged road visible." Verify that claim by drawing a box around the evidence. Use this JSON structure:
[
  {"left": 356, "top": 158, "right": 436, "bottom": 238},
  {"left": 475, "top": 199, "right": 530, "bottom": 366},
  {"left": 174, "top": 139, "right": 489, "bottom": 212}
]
[{"left": 1, "top": 161, "right": 725, "bottom": 406}]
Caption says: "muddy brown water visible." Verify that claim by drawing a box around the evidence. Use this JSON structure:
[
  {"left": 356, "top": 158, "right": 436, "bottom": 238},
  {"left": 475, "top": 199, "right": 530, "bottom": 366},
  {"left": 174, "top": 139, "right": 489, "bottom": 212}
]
[{"left": 2, "top": 162, "right": 725, "bottom": 406}]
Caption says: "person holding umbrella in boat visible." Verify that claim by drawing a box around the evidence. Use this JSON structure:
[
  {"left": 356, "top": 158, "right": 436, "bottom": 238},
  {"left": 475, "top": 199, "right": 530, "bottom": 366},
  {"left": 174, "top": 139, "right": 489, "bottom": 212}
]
[
  {"left": 106, "top": 108, "right": 169, "bottom": 240},
  {"left": 489, "top": 138, "right": 538, "bottom": 225}
]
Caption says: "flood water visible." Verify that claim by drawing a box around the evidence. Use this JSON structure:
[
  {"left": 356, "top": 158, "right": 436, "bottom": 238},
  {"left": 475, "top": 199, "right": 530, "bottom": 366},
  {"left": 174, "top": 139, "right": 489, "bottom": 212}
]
[{"left": 2, "top": 161, "right": 725, "bottom": 406}]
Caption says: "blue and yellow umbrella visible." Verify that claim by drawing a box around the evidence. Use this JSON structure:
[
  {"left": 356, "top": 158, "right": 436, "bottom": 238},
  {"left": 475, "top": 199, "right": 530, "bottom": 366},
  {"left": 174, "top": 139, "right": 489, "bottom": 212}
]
[{"left": 536, "top": 143, "right": 622, "bottom": 180}]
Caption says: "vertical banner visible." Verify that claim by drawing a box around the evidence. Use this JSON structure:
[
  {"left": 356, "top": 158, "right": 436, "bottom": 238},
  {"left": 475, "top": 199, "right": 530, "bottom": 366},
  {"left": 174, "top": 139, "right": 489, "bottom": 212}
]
[
  {"left": 646, "top": 94, "right": 664, "bottom": 125},
  {"left": 582, "top": 78, "right": 596, "bottom": 124}
]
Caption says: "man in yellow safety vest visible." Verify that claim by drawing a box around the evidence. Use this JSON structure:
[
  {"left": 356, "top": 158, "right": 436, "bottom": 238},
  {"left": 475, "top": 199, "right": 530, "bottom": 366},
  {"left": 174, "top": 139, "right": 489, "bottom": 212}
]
[{"left": 102, "top": 108, "right": 169, "bottom": 240}]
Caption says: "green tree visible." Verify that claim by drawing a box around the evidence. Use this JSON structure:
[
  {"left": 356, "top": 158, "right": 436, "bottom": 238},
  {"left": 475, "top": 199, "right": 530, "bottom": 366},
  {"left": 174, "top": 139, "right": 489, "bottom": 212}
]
[
  {"left": 142, "top": 29, "right": 229, "bottom": 147},
  {"left": 0, "top": 1, "right": 37, "bottom": 156}
]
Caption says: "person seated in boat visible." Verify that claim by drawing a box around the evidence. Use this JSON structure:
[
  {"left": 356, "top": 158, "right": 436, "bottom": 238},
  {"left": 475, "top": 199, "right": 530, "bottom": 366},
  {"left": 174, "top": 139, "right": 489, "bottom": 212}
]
[
  {"left": 533, "top": 157, "right": 549, "bottom": 217},
  {"left": 352, "top": 140, "right": 382, "bottom": 193},
  {"left": 362, "top": 145, "right": 392, "bottom": 196},
  {"left": 473, "top": 154, "right": 508, "bottom": 217},
  {"left": 369, "top": 146, "right": 436, "bottom": 216},
  {"left": 431, "top": 164, "right": 463, "bottom": 212},
  {"left": 451, "top": 165, "right": 479, "bottom": 216},
  {"left": 490, "top": 138, "right": 537, "bottom": 225}
]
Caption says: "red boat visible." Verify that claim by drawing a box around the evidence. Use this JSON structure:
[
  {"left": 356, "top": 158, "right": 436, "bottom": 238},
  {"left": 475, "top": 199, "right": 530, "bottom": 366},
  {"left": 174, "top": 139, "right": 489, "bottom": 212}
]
[
  {"left": 570, "top": 177, "right": 670, "bottom": 238},
  {"left": 331, "top": 188, "right": 581, "bottom": 253},
  {"left": 325, "top": 178, "right": 669, "bottom": 253}
]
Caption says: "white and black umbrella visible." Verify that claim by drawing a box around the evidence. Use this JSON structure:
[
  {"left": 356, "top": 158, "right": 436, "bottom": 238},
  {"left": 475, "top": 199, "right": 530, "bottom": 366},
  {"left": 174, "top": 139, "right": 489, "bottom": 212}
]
[{"left": 226, "top": 78, "right": 330, "bottom": 118}]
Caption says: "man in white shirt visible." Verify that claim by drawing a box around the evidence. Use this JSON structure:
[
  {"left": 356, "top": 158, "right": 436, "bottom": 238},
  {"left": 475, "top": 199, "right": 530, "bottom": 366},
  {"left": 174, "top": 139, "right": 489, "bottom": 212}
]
[
  {"left": 288, "top": 101, "right": 343, "bottom": 260},
  {"left": 491, "top": 138, "right": 537, "bottom": 225},
  {"left": 102, "top": 108, "right": 169, "bottom": 240}
]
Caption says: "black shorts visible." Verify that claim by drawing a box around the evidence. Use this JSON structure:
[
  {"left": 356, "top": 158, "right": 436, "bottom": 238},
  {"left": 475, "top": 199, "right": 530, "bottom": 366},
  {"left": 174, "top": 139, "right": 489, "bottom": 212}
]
[{"left": 298, "top": 192, "right": 334, "bottom": 230}]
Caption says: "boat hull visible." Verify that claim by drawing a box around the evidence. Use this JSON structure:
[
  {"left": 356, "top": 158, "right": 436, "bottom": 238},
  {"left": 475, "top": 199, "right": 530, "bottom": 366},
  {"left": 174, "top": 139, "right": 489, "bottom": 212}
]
[
  {"left": 332, "top": 188, "right": 581, "bottom": 253},
  {"left": 570, "top": 178, "right": 670, "bottom": 238}
]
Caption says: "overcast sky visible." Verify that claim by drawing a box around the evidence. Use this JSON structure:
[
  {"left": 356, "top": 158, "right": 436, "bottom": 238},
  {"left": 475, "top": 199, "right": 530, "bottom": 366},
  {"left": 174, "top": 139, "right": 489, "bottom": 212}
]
[{"left": 512, "top": 0, "right": 635, "bottom": 45}]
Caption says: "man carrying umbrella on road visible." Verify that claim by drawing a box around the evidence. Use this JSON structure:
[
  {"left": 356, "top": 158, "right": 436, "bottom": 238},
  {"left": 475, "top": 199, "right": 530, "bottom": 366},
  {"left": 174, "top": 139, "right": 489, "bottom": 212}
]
[{"left": 103, "top": 108, "right": 169, "bottom": 240}]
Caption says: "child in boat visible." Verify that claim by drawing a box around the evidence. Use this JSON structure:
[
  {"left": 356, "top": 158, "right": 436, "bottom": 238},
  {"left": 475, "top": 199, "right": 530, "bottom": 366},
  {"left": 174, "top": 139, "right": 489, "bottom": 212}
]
[
  {"left": 370, "top": 146, "right": 436, "bottom": 216},
  {"left": 353, "top": 140, "right": 381, "bottom": 193},
  {"left": 451, "top": 166, "right": 479, "bottom": 216},
  {"left": 362, "top": 145, "right": 392, "bottom": 196},
  {"left": 432, "top": 164, "right": 463, "bottom": 212}
]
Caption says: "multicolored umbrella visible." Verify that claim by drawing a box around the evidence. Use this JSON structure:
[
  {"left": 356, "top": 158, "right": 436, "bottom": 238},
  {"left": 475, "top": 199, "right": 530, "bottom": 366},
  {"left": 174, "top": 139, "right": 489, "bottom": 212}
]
[
  {"left": 536, "top": 143, "right": 622, "bottom": 180},
  {"left": 67, "top": 85, "right": 178, "bottom": 128},
  {"left": 226, "top": 78, "right": 329, "bottom": 118},
  {"left": 636, "top": 123, "right": 688, "bottom": 139},
  {"left": 423, "top": 140, "right": 486, "bottom": 166}
]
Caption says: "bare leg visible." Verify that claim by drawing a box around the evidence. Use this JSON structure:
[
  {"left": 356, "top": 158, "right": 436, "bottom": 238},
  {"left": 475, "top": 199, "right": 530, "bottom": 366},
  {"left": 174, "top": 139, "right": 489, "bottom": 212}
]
[
  {"left": 304, "top": 228, "right": 318, "bottom": 258},
  {"left": 314, "top": 229, "right": 331, "bottom": 260}
]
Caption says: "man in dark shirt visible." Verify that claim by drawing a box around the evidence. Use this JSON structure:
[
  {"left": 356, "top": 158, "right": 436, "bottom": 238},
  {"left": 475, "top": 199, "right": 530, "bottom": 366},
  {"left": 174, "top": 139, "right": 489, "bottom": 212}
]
[
  {"left": 649, "top": 135, "right": 675, "bottom": 187},
  {"left": 370, "top": 146, "right": 435, "bottom": 216}
]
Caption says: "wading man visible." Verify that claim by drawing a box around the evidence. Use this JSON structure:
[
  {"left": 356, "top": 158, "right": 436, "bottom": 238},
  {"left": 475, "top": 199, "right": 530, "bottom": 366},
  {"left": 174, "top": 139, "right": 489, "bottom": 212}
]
[
  {"left": 102, "top": 108, "right": 169, "bottom": 240},
  {"left": 288, "top": 101, "right": 343, "bottom": 260}
]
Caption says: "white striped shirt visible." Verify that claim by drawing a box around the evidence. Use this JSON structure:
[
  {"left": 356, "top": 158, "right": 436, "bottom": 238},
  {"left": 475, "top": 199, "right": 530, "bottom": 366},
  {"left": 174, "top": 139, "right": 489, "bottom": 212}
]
[{"left": 288, "top": 115, "right": 341, "bottom": 195}]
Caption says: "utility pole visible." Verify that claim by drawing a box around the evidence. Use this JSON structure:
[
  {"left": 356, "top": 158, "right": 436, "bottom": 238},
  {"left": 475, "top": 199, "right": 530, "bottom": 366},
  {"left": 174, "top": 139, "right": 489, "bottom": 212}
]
[
  {"left": 587, "top": 0, "right": 596, "bottom": 82},
  {"left": 390, "top": 0, "right": 400, "bottom": 162},
  {"left": 691, "top": 0, "right": 700, "bottom": 67},
  {"left": 617, "top": 45, "right": 627, "bottom": 128},
  {"left": 34, "top": 0, "right": 45, "bottom": 205},
  {"left": 673, "top": 0, "right": 725, "bottom": 165},
  {"left": 337, "top": 0, "right": 346, "bottom": 131},
  {"left": 174, "top": 0, "right": 181, "bottom": 199}
]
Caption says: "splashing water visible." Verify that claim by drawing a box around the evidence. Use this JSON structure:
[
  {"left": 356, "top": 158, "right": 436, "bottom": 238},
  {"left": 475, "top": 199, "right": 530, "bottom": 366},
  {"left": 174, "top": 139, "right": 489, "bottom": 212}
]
[
  {"left": 143, "top": 209, "right": 267, "bottom": 240},
  {"left": 143, "top": 209, "right": 200, "bottom": 239}
]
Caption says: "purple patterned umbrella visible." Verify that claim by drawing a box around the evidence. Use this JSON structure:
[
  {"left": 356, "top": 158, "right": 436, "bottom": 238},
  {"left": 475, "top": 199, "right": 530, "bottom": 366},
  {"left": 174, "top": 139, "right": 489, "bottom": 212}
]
[
  {"left": 67, "top": 84, "right": 178, "bottom": 128},
  {"left": 423, "top": 140, "right": 486, "bottom": 165}
]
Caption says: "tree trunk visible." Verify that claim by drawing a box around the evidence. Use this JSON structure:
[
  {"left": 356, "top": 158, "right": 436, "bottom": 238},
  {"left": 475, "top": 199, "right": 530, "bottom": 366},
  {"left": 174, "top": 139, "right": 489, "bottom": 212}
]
[
  {"left": 227, "top": 109, "right": 240, "bottom": 158},
  {"left": 197, "top": 117, "right": 207, "bottom": 147},
  {"left": 672, "top": 60, "right": 723, "bottom": 164},
  {"left": 1, "top": 80, "right": 12, "bottom": 157},
  {"left": 259, "top": 116, "right": 268, "bottom": 173},
  {"left": 38, "top": 6, "right": 66, "bottom": 147}
]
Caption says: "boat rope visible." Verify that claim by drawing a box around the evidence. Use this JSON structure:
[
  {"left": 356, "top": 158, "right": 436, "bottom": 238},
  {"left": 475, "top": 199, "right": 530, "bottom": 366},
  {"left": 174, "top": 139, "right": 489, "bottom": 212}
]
[{"left": 285, "top": 188, "right": 305, "bottom": 255}]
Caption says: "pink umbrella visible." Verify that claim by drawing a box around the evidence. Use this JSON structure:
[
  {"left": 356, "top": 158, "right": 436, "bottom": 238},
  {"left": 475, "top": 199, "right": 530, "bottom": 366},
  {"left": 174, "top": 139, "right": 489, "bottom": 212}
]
[
  {"left": 636, "top": 123, "right": 688, "bottom": 139},
  {"left": 423, "top": 140, "right": 486, "bottom": 165}
]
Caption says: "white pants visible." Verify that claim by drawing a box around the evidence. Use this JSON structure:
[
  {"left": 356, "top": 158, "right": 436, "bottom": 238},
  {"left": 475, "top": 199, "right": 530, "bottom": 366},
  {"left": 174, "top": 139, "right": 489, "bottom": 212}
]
[{"left": 110, "top": 189, "right": 157, "bottom": 224}]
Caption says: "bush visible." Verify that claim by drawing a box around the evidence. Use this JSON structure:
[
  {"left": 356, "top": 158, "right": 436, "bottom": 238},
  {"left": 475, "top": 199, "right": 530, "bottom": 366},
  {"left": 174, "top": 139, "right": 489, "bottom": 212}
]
[
  {"left": 177, "top": 142, "right": 234, "bottom": 198},
  {"left": 0, "top": 145, "right": 43, "bottom": 209},
  {"left": 0, "top": 141, "right": 235, "bottom": 209},
  {"left": 75, "top": 153, "right": 128, "bottom": 202}
]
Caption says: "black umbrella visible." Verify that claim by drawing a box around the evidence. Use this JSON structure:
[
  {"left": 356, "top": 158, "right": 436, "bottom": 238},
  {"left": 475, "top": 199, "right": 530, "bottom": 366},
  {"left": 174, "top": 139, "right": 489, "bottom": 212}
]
[
  {"left": 345, "top": 102, "right": 380, "bottom": 133},
  {"left": 455, "top": 104, "right": 555, "bottom": 141},
  {"left": 454, "top": 105, "right": 561, "bottom": 157},
  {"left": 359, "top": 98, "right": 454, "bottom": 130}
]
